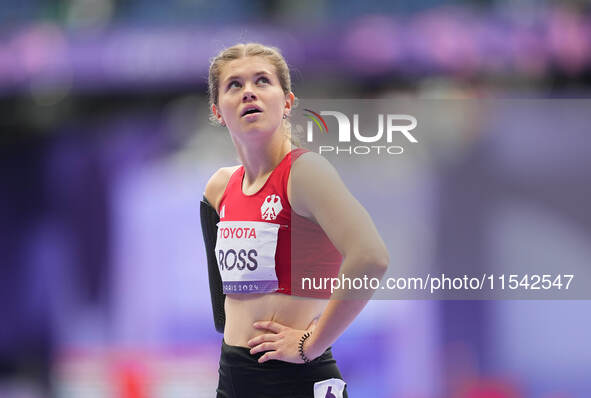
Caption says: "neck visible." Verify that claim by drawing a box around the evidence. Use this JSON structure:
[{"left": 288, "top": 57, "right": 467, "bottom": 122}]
[{"left": 234, "top": 132, "right": 292, "bottom": 185}]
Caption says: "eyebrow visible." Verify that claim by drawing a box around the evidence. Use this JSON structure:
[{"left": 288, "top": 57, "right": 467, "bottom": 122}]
[{"left": 223, "top": 71, "right": 272, "bottom": 84}]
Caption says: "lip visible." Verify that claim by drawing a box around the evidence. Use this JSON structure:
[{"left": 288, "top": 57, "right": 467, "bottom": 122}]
[
  {"left": 242, "top": 112, "right": 262, "bottom": 122},
  {"left": 241, "top": 105, "right": 263, "bottom": 117}
]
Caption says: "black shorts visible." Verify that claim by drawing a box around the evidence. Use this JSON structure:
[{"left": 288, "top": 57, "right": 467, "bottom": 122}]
[{"left": 217, "top": 340, "right": 348, "bottom": 398}]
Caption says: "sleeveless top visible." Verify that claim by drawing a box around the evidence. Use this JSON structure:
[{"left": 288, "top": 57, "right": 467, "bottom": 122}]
[{"left": 215, "top": 148, "right": 342, "bottom": 297}]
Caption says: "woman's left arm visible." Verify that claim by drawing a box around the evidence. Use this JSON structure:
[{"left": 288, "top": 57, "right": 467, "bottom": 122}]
[{"left": 248, "top": 152, "right": 389, "bottom": 363}]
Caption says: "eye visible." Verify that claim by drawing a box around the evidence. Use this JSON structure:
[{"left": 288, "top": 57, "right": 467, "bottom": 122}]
[
  {"left": 256, "top": 76, "right": 270, "bottom": 85},
  {"left": 228, "top": 80, "right": 241, "bottom": 90}
]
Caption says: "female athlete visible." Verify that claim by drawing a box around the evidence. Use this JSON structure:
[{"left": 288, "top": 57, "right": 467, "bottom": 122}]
[{"left": 200, "top": 43, "right": 389, "bottom": 398}]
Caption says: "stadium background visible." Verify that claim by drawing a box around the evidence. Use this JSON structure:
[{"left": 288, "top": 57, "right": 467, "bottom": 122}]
[{"left": 2, "top": 0, "right": 591, "bottom": 397}]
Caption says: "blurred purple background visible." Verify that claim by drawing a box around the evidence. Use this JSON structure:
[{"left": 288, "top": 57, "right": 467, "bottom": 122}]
[{"left": 2, "top": 1, "right": 591, "bottom": 397}]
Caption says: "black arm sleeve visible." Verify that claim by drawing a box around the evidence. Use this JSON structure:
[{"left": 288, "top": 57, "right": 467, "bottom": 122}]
[{"left": 200, "top": 196, "right": 225, "bottom": 334}]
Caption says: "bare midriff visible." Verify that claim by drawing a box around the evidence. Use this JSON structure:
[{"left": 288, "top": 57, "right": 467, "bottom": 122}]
[{"left": 223, "top": 293, "right": 328, "bottom": 347}]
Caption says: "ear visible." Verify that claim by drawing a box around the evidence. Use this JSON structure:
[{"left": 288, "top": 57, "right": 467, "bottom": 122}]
[
  {"left": 283, "top": 92, "right": 295, "bottom": 117},
  {"left": 211, "top": 103, "right": 225, "bottom": 126}
]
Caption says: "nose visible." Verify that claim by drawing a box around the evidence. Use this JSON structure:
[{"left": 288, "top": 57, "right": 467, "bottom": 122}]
[
  {"left": 242, "top": 83, "right": 257, "bottom": 102},
  {"left": 242, "top": 91, "right": 256, "bottom": 102}
]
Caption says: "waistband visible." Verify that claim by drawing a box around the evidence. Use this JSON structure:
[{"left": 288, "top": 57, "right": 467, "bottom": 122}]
[{"left": 220, "top": 339, "right": 335, "bottom": 370}]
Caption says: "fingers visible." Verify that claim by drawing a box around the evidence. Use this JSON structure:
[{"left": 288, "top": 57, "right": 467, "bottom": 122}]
[
  {"left": 249, "top": 341, "right": 278, "bottom": 355},
  {"left": 249, "top": 321, "right": 305, "bottom": 363},
  {"left": 258, "top": 350, "right": 281, "bottom": 363},
  {"left": 247, "top": 333, "right": 279, "bottom": 348},
  {"left": 253, "top": 320, "right": 284, "bottom": 333}
]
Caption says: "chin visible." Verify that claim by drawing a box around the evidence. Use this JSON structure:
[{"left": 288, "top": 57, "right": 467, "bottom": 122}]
[{"left": 236, "top": 124, "right": 272, "bottom": 139}]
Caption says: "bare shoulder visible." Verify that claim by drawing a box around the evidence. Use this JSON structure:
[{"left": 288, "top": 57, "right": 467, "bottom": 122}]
[
  {"left": 288, "top": 151, "right": 345, "bottom": 219},
  {"left": 290, "top": 151, "right": 342, "bottom": 192},
  {"left": 204, "top": 165, "right": 240, "bottom": 213},
  {"left": 291, "top": 151, "right": 337, "bottom": 175}
]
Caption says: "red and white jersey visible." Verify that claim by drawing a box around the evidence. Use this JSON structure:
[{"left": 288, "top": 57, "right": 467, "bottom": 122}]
[{"left": 215, "top": 148, "right": 342, "bottom": 297}]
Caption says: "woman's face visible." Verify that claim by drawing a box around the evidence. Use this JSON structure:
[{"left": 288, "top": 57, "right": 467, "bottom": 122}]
[{"left": 213, "top": 56, "right": 293, "bottom": 140}]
